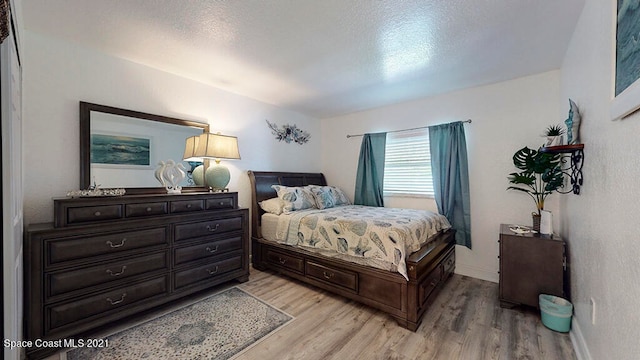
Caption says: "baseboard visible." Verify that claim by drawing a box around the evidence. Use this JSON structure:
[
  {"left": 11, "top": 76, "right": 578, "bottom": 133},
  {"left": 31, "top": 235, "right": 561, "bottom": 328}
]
[
  {"left": 570, "top": 317, "right": 592, "bottom": 360},
  {"left": 454, "top": 263, "right": 498, "bottom": 283}
]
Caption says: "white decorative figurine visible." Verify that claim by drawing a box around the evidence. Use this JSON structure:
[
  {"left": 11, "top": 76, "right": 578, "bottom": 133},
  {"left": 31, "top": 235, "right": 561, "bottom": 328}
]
[
  {"left": 155, "top": 160, "right": 186, "bottom": 193},
  {"left": 154, "top": 160, "right": 167, "bottom": 187}
]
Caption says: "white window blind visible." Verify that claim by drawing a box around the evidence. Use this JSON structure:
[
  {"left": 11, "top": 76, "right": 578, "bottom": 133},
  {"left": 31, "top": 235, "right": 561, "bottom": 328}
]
[{"left": 383, "top": 128, "right": 434, "bottom": 197}]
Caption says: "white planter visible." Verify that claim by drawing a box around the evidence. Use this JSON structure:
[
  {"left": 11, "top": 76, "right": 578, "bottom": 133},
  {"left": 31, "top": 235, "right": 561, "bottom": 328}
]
[{"left": 545, "top": 135, "right": 564, "bottom": 147}]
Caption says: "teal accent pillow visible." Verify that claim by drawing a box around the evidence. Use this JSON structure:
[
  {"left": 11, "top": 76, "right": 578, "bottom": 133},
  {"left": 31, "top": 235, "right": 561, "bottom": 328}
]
[
  {"left": 307, "top": 185, "right": 351, "bottom": 208},
  {"left": 271, "top": 185, "right": 317, "bottom": 213},
  {"left": 309, "top": 186, "right": 336, "bottom": 209}
]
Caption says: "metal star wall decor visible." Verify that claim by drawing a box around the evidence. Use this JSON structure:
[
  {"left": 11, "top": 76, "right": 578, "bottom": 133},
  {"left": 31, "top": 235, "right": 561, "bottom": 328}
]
[{"left": 266, "top": 120, "right": 310, "bottom": 144}]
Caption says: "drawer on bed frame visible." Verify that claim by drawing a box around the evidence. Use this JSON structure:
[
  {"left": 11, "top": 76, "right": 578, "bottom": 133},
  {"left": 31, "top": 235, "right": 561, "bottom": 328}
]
[
  {"left": 264, "top": 248, "right": 305, "bottom": 274},
  {"left": 306, "top": 260, "right": 358, "bottom": 292}
]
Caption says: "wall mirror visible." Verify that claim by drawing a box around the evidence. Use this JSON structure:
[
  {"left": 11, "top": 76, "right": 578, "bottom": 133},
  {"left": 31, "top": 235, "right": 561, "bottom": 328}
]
[{"left": 80, "top": 102, "right": 210, "bottom": 194}]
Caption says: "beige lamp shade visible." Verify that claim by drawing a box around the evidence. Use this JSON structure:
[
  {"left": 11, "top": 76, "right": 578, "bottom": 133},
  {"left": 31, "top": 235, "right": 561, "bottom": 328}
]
[
  {"left": 194, "top": 133, "right": 241, "bottom": 160},
  {"left": 182, "top": 135, "right": 202, "bottom": 161}
]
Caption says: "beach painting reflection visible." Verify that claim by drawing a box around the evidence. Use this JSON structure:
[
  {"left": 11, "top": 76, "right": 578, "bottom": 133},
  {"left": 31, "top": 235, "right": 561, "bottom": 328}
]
[{"left": 91, "top": 134, "right": 151, "bottom": 166}]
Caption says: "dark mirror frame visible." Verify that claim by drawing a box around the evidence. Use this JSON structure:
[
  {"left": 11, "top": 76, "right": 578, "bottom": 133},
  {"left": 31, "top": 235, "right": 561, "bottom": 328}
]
[{"left": 79, "top": 101, "right": 210, "bottom": 194}]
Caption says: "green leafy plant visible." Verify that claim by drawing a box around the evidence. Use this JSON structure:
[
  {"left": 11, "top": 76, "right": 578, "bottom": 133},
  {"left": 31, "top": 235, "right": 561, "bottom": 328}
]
[
  {"left": 507, "top": 147, "right": 564, "bottom": 215},
  {"left": 544, "top": 124, "right": 566, "bottom": 136}
]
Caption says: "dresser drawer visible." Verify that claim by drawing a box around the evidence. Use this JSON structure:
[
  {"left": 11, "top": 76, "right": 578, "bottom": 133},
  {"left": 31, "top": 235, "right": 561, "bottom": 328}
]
[
  {"left": 170, "top": 199, "right": 204, "bottom": 213},
  {"left": 47, "top": 252, "right": 168, "bottom": 298},
  {"left": 46, "top": 227, "right": 167, "bottom": 266},
  {"left": 125, "top": 202, "right": 168, "bottom": 218},
  {"left": 66, "top": 205, "right": 123, "bottom": 224},
  {"left": 174, "top": 217, "right": 243, "bottom": 242},
  {"left": 306, "top": 261, "right": 357, "bottom": 292},
  {"left": 47, "top": 276, "right": 168, "bottom": 331},
  {"left": 174, "top": 235, "right": 243, "bottom": 266},
  {"left": 174, "top": 255, "right": 242, "bottom": 290},
  {"left": 206, "top": 195, "right": 236, "bottom": 210},
  {"left": 264, "top": 249, "right": 304, "bottom": 274}
]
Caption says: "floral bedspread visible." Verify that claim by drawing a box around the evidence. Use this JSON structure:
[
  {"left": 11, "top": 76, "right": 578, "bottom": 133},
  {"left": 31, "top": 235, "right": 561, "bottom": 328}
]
[{"left": 274, "top": 205, "right": 451, "bottom": 280}]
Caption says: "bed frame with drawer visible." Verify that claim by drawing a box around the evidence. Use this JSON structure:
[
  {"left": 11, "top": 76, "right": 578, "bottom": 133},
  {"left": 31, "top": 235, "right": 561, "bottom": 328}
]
[{"left": 248, "top": 171, "right": 456, "bottom": 331}]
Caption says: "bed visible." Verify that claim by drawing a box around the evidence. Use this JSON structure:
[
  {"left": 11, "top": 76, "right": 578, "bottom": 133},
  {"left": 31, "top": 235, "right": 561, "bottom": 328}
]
[{"left": 248, "top": 171, "right": 456, "bottom": 331}]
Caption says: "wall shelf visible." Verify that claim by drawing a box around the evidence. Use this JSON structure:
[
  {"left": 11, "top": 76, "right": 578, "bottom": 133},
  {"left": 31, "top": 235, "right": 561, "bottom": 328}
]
[{"left": 540, "top": 144, "right": 584, "bottom": 195}]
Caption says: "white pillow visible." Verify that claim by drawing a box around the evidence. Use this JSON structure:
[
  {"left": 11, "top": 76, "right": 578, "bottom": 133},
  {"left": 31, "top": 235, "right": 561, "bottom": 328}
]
[
  {"left": 259, "top": 197, "right": 284, "bottom": 215},
  {"left": 271, "top": 185, "right": 317, "bottom": 213}
]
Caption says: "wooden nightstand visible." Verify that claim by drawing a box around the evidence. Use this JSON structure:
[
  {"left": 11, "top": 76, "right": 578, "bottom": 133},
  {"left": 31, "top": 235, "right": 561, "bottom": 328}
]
[{"left": 498, "top": 224, "right": 566, "bottom": 308}]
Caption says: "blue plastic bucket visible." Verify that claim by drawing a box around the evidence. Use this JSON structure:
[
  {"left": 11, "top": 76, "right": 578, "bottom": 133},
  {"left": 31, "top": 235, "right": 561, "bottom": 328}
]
[{"left": 539, "top": 294, "right": 573, "bottom": 332}]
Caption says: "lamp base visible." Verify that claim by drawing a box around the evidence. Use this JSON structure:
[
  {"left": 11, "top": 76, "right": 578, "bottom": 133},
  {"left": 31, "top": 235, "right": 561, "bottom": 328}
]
[
  {"left": 205, "top": 163, "right": 231, "bottom": 191},
  {"left": 192, "top": 164, "right": 204, "bottom": 186}
]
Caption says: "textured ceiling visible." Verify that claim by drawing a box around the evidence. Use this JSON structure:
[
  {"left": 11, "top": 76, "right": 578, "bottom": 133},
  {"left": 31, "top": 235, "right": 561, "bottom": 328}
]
[{"left": 22, "top": 0, "right": 585, "bottom": 118}]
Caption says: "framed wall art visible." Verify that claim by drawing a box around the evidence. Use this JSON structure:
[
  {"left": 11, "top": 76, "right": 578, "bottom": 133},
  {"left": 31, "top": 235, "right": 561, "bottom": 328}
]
[
  {"left": 90, "top": 133, "right": 151, "bottom": 167},
  {"left": 611, "top": 0, "right": 640, "bottom": 120}
]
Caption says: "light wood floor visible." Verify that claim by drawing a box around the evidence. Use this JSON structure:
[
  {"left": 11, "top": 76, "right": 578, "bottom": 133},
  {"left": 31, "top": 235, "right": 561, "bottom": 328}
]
[
  {"left": 235, "top": 268, "right": 576, "bottom": 360},
  {"left": 45, "top": 267, "right": 576, "bottom": 360}
]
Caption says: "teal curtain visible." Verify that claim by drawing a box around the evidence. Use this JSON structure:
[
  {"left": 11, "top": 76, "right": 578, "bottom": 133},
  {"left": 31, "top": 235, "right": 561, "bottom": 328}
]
[
  {"left": 429, "top": 122, "right": 472, "bottom": 248},
  {"left": 354, "top": 133, "right": 386, "bottom": 207}
]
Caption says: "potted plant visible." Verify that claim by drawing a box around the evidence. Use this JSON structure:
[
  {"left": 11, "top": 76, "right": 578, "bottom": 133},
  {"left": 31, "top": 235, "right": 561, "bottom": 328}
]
[
  {"left": 543, "top": 124, "right": 566, "bottom": 147},
  {"left": 507, "top": 147, "right": 564, "bottom": 231}
]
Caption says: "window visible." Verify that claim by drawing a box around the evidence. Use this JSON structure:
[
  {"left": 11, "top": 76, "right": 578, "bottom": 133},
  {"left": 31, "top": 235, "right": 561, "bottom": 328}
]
[{"left": 383, "top": 128, "right": 434, "bottom": 197}]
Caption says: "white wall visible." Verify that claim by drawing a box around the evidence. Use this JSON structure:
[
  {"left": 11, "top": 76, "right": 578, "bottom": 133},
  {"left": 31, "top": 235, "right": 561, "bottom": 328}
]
[
  {"left": 22, "top": 31, "right": 321, "bottom": 225},
  {"left": 560, "top": 1, "right": 640, "bottom": 359},
  {"left": 321, "top": 70, "right": 563, "bottom": 283}
]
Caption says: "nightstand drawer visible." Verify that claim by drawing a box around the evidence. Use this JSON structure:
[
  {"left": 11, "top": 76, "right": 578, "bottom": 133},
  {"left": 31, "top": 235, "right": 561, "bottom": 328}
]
[
  {"left": 174, "top": 235, "right": 243, "bottom": 266},
  {"left": 46, "top": 227, "right": 167, "bottom": 266},
  {"left": 67, "top": 205, "right": 123, "bottom": 224},
  {"left": 125, "top": 202, "right": 168, "bottom": 218},
  {"left": 47, "top": 252, "right": 168, "bottom": 298},
  {"left": 306, "top": 261, "right": 357, "bottom": 292},
  {"left": 174, "top": 217, "right": 243, "bottom": 241}
]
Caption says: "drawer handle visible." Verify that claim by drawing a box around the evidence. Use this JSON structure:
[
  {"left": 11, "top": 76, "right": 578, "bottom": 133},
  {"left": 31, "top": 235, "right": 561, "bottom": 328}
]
[
  {"left": 186, "top": 204, "right": 192, "bottom": 208},
  {"left": 106, "top": 293, "right": 126, "bottom": 305},
  {"left": 146, "top": 207, "right": 152, "bottom": 212},
  {"left": 323, "top": 271, "right": 334, "bottom": 280},
  {"left": 206, "top": 224, "right": 220, "bottom": 232},
  {"left": 94, "top": 211, "right": 101, "bottom": 217},
  {"left": 205, "top": 245, "right": 219, "bottom": 253},
  {"left": 106, "top": 265, "right": 127, "bottom": 277},
  {"left": 106, "top": 238, "right": 127, "bottom": 248},
  {"left": 207, "top": 266, "right": 219, "bottom": 275},
  {"left": 219, "top": 201, "right": 225, "bottom": 206},
  {"left": 278, "top": 258, "right": 287, "bottom": 265}
]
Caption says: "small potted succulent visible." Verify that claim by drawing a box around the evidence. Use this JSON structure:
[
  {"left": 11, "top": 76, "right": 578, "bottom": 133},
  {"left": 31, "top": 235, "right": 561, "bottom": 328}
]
[{"left": 543, "top": 124, "right": 566, "bottom": 147}]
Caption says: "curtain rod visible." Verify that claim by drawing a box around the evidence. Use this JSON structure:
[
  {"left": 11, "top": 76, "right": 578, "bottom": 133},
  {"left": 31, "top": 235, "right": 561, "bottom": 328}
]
[{"left": 345, "top": 119, "right": 472, "bottom": 138}]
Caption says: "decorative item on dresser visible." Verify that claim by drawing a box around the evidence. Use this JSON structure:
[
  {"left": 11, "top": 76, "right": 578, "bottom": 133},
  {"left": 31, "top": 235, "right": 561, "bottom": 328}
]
[
  {"left": 248, "top": 171, "right": 456, "bottom": 331},
  {"left": 498, "top": 224, "right": 566, "bottom": 308},
  {"left": 24, "top": 192, "right": 249, "bottom": 360}
]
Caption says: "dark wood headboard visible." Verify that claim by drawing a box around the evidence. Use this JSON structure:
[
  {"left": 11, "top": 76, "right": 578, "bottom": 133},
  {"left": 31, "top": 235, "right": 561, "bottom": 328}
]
[{"left": 248, "top": 171, "right": 327, "bottom": 239}]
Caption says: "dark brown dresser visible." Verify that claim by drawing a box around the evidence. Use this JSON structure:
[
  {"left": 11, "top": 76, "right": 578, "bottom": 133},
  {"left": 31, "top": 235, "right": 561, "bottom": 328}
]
[
  {"left": 24, "top": 192, "right": 249, "bottom": 359},
  {"left": 498, "top": 223, "right": 566, "bottom": 308}
]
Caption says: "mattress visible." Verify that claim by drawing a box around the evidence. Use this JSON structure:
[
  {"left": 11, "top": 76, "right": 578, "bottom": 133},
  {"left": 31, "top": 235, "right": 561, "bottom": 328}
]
[
  {"left": 260, "top": 205, "right": 451, "bottom": 280},
  {"left": 261, "top": 212, "right": 281, "bottom": 242}
]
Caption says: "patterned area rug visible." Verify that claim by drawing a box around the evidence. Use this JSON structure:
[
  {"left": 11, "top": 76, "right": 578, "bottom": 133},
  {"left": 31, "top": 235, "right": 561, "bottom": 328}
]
[{"left": 67, "top": 287, "right": 293, "bottom": 360}]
